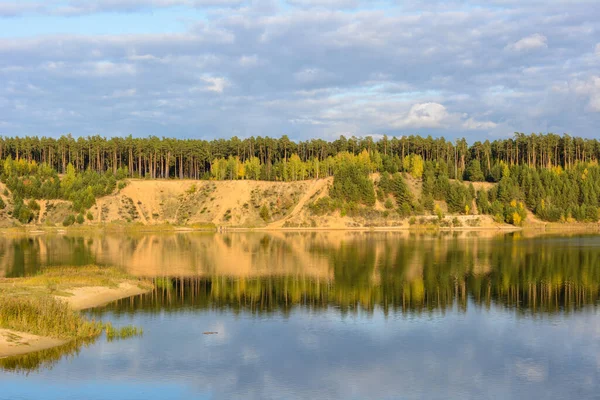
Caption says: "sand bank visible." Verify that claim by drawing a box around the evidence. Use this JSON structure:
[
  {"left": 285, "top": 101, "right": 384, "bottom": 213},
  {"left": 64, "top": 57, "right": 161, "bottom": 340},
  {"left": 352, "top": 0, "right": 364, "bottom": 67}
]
[
  {"left": 0, "top": 329, "right": 67, "bottom": 358},
  {"left": 0, "top": 282, "right": 151, "bottom": 358}
]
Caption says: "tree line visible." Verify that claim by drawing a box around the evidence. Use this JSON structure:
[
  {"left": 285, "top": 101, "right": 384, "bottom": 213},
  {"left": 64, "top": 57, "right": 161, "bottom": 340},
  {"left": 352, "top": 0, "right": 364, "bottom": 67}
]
[
  {"left": 0, "top": 133, "right": 599, "bottom": 181},
  {"left": 0, "top": 132, "right": 599, "bottom": 224}
]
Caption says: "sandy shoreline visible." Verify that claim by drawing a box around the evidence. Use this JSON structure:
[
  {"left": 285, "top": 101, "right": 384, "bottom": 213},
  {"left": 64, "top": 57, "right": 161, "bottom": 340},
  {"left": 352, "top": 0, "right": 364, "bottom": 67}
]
[
  {"left": 0, "top": 329, "right": 67, "bottom": 358},
  {"left": 0, "top": 283, "right": 152, "bottom": 359},
  {"left": 1, "top": 218, "right": 598, "bottom": 235}
]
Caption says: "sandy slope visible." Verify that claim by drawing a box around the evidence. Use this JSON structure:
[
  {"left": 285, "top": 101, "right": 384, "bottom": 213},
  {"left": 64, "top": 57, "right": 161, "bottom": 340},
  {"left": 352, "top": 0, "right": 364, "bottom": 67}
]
[
  {"left": 268, "top": 179, "right": 329, "bottom": 228},
  {"left": 0, "top": 175, "right": 557, "bottom": 230}
]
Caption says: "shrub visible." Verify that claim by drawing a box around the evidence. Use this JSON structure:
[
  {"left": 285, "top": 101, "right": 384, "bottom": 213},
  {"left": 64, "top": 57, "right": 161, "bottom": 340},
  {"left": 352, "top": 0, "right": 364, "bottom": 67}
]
[
  {"left": 435, "top": 205, "right": 444, "bottom": 221},
  {"left": 28, "top": 199, "right": 40, "bottom": 211},
  {"left": 259, "top": 204, "right": 271, "bottom": 222},
  {"left": 62, "top": 214, "right": 75, "bottom": 226}
]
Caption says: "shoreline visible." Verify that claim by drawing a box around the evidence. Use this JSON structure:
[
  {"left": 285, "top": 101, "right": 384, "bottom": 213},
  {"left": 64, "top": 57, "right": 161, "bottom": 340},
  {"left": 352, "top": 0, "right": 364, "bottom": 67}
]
[
  {"left": 1, "top": 221, "right": 599, "bottom": 234},
  {"left": 0, "top": 282, "right": 153, "bottom": 359}
]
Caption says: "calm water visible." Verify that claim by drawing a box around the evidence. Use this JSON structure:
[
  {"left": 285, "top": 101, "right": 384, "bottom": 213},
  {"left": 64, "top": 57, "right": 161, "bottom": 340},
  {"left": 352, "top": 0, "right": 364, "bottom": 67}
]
[{"left": 1, "top": 232, "right": 600, "bottom": 399}]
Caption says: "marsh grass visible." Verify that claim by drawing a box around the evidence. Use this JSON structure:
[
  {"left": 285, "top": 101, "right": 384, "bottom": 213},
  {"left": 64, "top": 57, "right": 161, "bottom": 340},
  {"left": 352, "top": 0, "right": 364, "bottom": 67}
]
[
  {"left": 0, "top": 294, "right": 102, "bottom": 339},
  {"left": 0, "top": 265, "right": 150, "bottom": 344},
  {"left": 104, "top": 322, "right": 143, "bottom": 341}
]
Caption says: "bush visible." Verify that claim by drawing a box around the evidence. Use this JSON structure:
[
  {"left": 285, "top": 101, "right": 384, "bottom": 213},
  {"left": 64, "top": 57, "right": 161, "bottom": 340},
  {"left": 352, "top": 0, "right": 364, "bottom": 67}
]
[
  {"left": 434, "top": 205, "right": 444, "bottom": 221},
  {"left": 259, "top": 204, "right": 271, "bottom": 222},
  {"left": 17, "top": 207, "right": 33, "bottom": 224},
  {"left": 76, "top": 213, "right": 85, "bottom": 224},
  {"left": 62, "top": 215, "right": 75, "bottom": 226},
  {"left": 28, "top": 199, "right": 40, "bottom": 211},
  {"left": 86, "top": 211, "right": 94, "bottom": 221},
  {"left": 398, "top": 203, "right": 412, "bottom": 217},
  {"left": 384, "top": 198, "right": 394, "bottom": 209},
  {"left": 309, "top": 197, "right": 339, "bottom": 216}
]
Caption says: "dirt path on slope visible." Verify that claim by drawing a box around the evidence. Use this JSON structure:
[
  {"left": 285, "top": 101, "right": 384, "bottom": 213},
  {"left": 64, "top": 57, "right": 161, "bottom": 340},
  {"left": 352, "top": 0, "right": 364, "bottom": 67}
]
[{"left": 267, "top": 179, "right": 328, "bottom": 228}]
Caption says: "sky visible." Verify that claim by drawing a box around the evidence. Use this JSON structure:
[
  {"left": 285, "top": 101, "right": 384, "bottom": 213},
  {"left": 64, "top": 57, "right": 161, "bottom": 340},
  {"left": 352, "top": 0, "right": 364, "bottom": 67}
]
[{"left": 0, "top": 0, "right": 599, "bottom": 142}]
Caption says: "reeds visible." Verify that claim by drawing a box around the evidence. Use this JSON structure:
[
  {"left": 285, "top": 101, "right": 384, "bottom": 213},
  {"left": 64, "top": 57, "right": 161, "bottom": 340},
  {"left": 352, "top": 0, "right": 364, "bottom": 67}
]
[
  {"left": 103, "top": 322, "right": 143, "bottom": 341},
  {"left": 0, "top": 295, "right": 102, "bottom": 339}
]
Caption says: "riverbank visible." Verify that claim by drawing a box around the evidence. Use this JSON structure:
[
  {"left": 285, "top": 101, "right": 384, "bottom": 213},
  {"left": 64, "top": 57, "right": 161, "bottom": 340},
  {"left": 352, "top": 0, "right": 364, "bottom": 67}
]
[
  {"left": 2, "top": 212, "right": 600, "bottom": 232},
  {"left": 0, "top": 266, "right": 153, "bottom": 358}
]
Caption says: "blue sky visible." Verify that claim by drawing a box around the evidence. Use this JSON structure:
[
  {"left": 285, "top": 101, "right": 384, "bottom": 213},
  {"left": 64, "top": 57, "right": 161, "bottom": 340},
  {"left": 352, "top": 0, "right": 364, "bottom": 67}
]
[{"left": 0, "top": 0, "right": 599, "bottom": 141}]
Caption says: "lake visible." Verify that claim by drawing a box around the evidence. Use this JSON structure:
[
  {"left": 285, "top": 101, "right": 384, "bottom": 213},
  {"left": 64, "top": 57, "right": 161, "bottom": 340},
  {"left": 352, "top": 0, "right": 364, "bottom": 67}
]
[{"left": 1, "top": 231, "right": 600, "bottom": 399}]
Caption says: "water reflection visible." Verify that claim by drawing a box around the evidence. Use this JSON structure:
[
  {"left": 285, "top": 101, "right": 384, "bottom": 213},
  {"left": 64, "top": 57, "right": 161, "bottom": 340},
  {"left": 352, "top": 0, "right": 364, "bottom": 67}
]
[
  {"left": 94, "top": 232, "right": 600, "bottom": 314},
  {"left": 0, "top": 338, "right": 97, "bottom": 374},
  {"left": 2, "top": 232, "right": 600, "bottom": 314},
  {"left": 1, "top": 233, "right": 600, "bottom": 398}
]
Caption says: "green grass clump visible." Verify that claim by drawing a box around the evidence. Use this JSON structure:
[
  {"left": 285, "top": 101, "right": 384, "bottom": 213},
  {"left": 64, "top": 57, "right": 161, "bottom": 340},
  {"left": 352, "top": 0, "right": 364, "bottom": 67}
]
[
  {"left": 104, "top": 322, "right": 143, "bottom": 341},
  {"left": 0, "top": 295, "right": 102, "bottom": 339}
]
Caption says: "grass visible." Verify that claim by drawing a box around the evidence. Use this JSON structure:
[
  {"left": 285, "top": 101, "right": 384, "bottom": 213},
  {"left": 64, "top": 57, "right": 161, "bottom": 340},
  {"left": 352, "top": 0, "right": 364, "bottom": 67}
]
[
  {"left": 0, "top": 294, "right": 102, "bottom": 339},
  {"left": 104, "top": 322, "right": 143, "bottom": 341},
  {"left": 0, "top": 265, "right": 151, "bottom": 343}
]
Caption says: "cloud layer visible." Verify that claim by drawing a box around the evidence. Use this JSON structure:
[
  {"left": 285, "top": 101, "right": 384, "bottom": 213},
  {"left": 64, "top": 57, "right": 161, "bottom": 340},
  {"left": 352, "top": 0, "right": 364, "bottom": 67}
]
[{"left": 0, "top": 0, "right": 599, "bottom": 140}]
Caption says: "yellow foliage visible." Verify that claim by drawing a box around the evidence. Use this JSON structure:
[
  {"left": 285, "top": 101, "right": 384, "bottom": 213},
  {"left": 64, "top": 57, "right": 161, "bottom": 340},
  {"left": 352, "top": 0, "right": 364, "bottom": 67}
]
[
  {"left": 237, "top": 163, "right": 245, "bottom": 179},
  {"left": 403, "top": 154, "right": 424, "bottom": 179},
  {"left": 512, "top": 212, "right": 522, "bottom": 226}
]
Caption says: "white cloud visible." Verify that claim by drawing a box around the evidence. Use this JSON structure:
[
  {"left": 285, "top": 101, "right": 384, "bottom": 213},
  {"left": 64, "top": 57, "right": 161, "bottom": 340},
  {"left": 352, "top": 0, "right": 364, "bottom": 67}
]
[
  {"left": 573, "top": 76, "right": 600, "bottom": 112},
  {"left": 200, "top": 76, "right": 228, "bottom": 93},
  {"left": 462, "top": 117, "right": 497, "bottom": 130},
  {"left": 506, "top": 33, "right": 548, "bottom": 52},
  {"left": 395, "top": 103, "right": 449, "bottom": 129}
]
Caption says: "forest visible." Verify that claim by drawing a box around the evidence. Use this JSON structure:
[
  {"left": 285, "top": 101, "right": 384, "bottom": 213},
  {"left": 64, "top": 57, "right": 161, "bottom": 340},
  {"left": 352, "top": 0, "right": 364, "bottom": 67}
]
[
  {"left": 0, "top": 132, "right": 599, "bottom": 225},
  {"left": 0, "top": 133, "right": 598, "bottom": 180}
]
